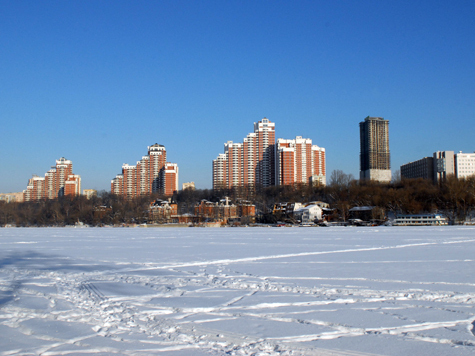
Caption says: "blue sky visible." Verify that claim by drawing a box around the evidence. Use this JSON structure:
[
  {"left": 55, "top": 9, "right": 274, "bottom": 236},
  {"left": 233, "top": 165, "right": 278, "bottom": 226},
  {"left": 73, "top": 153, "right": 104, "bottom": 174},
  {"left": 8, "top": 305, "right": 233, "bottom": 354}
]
[{"left": 1, "top": 0, "right": 474, "bottom": 192}]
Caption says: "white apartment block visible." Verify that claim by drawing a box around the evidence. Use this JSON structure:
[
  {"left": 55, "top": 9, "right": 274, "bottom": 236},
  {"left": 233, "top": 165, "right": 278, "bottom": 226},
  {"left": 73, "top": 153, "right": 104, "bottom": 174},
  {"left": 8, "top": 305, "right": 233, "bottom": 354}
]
[{"left": 455, "top": 152, "right": 475, "bottom": 179}]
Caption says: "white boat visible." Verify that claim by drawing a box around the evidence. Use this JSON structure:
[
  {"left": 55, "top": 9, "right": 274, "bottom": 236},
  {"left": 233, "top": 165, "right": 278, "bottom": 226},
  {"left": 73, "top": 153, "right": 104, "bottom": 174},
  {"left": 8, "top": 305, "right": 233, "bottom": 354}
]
[{"left": 393, "top": 213, "right": 448, "bottom": 226}]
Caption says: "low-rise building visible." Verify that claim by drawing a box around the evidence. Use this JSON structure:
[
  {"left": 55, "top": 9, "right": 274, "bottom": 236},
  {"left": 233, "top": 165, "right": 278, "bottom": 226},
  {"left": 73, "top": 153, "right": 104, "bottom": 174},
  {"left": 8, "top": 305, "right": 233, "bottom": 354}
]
[
  {"left": 194, "top": 197, "right": 255, "bottom": 224},
  {"left": 148, "top": 199, "right": 178, "bottom": 223},
  {"left": 194, "top": 198, "right": 238, "bottom": 223},
  {"left": 293, "top": 204, "right": 322, "bottom": 224},
  {"left": 0, "top": 192, "right": 24, "bottom": 203},
  {"left": 348, "top": 206, "right": 385, "bottom": 223},
  {"left": 83, "top": 189, "right": 97, "bottom": 199},
  {"left": 182, "top": 182, "right": 195, "bottom": 190}
]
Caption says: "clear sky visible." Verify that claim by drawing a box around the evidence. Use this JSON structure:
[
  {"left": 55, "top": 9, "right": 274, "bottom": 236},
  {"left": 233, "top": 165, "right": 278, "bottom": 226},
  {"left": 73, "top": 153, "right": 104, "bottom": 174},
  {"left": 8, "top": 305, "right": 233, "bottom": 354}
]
[{"left": 1, "top": 0, "right": 474, "bottom": 193}]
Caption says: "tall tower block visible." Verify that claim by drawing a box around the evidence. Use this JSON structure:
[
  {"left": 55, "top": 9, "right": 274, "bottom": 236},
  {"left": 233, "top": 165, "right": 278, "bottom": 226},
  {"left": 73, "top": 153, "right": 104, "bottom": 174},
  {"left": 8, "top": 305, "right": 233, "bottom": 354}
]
[{"left": 359, "top": 116, "right": 391, "bottom": 182}]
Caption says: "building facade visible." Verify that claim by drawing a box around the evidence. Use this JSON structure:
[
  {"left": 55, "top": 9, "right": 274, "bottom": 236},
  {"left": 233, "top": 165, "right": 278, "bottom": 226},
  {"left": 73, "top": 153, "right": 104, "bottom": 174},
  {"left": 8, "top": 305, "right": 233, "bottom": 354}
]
[
  {"left": 213, "top": 118, "right": 276, "bottom": 189},
  {"left": 182, "top": 182, "right": 195, "bottom": 190},
  {"left": 64, "top": 174, "right": 81, "bottom": 197},
  {"left": 276, "top": 136, "right": 326, "bottom": 186},
  {"left": 359, "top": 116, "right": 391, "bottom": 182},
  {"left": 24, "top": 157, "right": 81, "bottom": 201},
  {"left": 455, "top": 152, "right": 475, "bottom": 179},
  {"left": 0, "top": 192, "right": 24, "bottom": 203},
  {"left": 213, "top": 118, "right": 325, "bottom": 189},
  {"left": 400, "top": 157, "right": 434, "bottom": 182},
  {"left": 401, "top": 150, "right": 475, "bottom": 183},
  {"left": 433, "top": 151, "right": 455, "bottom": 183},
  {"left": 111, "top": 144, "right": 178, "bottom": 197},
  {"left": 83, "top": 189, "right": 97, "bottom": 199}
]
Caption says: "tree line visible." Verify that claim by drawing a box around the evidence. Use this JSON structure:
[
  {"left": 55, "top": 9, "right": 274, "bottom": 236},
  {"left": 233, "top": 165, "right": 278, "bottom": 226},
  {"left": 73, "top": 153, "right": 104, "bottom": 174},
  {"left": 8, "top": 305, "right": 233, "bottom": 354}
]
[{"left": 1, "top": 171, "right": 475, "bottom": 226}]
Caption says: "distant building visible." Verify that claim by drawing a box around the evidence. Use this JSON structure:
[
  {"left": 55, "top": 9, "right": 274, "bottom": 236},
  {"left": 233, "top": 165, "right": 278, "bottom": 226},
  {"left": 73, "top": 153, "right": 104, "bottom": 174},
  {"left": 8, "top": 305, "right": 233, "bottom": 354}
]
[
  {"left": 272, "top": 202, "right": 303, "bottom": 220},
  {"left": 182, "top": 182, "right": 195, "bottom": 190},
  {"left": 455, "top": 152, "right": 475, "bottom": 179},
  {"left": 0, "top": 192, "right": 24, "bottom": 203},
  {"left": 272, "top": 201, "right": 329, "bottom": 223},
  {"left": 433, "top": 151, "right": 455, "bottom": 183},
  {"left": 293, "top": 204, "right": 323, "bottom": 224},
  {"left": 401, "top": 157, "right": 434, "bottom": 182},
  {"left": 194, "top": 199, "right": 238, "bottom": 224},
  {"left": 349, "top": 206, "right": 385, "bottom": 222},
  {"left": 83, "top": 189, "right": 97, "bottom": 199},
  {"left": 276, "top": 136, "right": 326, "bottom": 186},
  {"left": 24, "top": 157, "right": 81, "bottom": 201},
  {"left": 213, "top": 118, "right": 276, "bottom": 189},
  {"left": 163, "top": 163, "right": 179, "bottom": 196},
  {"left": 236, "top": 200, "right": 256, "bottom": 221},
  {"left": 194, "top": 197, "right": 255, "bottom": 224},
  {"left": 401, "top": 150, "right": 463, "bottom": 184},
  {"left": 148, "top": 199, "right": 178, "bottom": 223},
  {"left": 213, "top": 119, "right": 326, "bottom": 189},
  {"left": 64, "top": 174, "right": 81, "bottom": 197},
  {"left": 359, "top": 116, "right": 391, "bottom": 182},
  {"left": 111, "top": 144, "right": 178, "bottom": 197}
]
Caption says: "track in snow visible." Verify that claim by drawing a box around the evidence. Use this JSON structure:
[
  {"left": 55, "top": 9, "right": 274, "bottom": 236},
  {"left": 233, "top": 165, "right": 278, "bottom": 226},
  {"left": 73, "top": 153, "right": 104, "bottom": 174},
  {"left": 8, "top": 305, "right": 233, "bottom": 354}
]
[{"left": 1, "top": 226, "right": 475, "bottom": 355}]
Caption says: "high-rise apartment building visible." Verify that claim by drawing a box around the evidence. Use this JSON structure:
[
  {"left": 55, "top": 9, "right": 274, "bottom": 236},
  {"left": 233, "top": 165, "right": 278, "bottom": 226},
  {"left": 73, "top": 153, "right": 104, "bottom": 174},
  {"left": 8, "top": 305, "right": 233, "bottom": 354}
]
[
  {"left": 111, "top": 144, "right": 178, "bottom": 197},
  {"left": 213, "top": 119, "right": 326, "bottom": 189},
  {"left": 359, "top": 116, "right": 391, "bottom": 182},
  {"left": 24, "top": 157, "right": 81, "bottom": 201},
  {"left": 276, "top": 136, "right": 326, "bottom": 186},
  {"left": 213, "top": 118, "right": 276, "bottom": 189},
  {"left": 212, "top": 153, "right": 227, "bottom": 190},
  {"left": 64, "top": 175, "right": 81, "bottom": 197},
  {"left": 163, "top": 163, "right": 179, "bottom": 196},
  {"left": 254, "top": 119, "right": 276, "bottom": 187}
]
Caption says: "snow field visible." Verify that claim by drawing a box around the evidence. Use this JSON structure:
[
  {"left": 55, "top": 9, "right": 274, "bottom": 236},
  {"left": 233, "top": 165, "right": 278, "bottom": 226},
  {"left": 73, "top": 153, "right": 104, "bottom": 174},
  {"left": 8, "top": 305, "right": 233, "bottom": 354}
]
[{"left": 0, "top": 226, "right": 474, "bottom": 355}]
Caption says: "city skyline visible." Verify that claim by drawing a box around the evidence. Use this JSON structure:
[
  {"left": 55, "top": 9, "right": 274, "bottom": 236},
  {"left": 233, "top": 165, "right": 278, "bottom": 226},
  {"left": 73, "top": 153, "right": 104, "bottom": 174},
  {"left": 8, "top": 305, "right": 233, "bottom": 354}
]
[{"left": 1, "top": 1, "right": 475, "bottom": 193}]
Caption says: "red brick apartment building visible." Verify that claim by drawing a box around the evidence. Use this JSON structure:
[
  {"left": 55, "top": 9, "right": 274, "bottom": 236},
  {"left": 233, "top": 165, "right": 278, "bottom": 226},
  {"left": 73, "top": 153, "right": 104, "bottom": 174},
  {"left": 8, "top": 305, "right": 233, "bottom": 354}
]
[
  {"left": 213, "top": 118, "right": 276, "bottom": 189},
  {"left": 111, "top": 144, "right": 178, "bottom": 197},
  {"left": 24, "top": 157, "right": 81, "bottom": 201},
  {"left": 213, "top": 119, "right": 326, "bottom": 189},
  {"left": 276, "top": 136, "right": 326, "bottom": 186}
]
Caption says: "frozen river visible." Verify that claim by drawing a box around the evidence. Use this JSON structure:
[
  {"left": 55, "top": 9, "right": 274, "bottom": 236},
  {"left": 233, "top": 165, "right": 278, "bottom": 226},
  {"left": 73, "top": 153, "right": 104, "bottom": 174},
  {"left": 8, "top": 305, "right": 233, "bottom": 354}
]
[{"left": 1, "top": 226, "right": 475, "bottom": 355}]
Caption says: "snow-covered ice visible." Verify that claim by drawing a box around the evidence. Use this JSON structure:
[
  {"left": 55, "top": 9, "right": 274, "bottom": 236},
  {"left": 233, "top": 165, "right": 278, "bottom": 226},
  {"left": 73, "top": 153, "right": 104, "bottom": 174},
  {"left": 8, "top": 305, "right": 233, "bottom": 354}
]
[{"left": 1, "top": 226, "right": 475, "bottom": 355}]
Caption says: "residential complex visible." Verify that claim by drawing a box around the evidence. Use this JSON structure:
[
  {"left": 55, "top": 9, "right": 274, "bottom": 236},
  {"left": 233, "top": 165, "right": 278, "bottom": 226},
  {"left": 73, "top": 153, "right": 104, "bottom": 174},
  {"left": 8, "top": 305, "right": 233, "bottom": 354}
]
[
  {"left": 359, "top": 116, "right": 391, "bottom": 182},
  {"left": 401, "top": 150, "right": 475, "bottom": 183},
  {"left": 23, "top": 157, "right": 81, "bottom": 201},
  {"left": 111, "top": 144, "right": 178, "bottom": 197},
  {"left": 8, "top": 116, "right": 473, "bottom": 202},
  {"left": 213, "top": 118, "right": 326, "bottom": 189},
  {"left": 276, "top": 136, "right": 326, "bottom": 186},
  {"left": 213, "top": 118, "right": 276, "bottom": 189}
]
